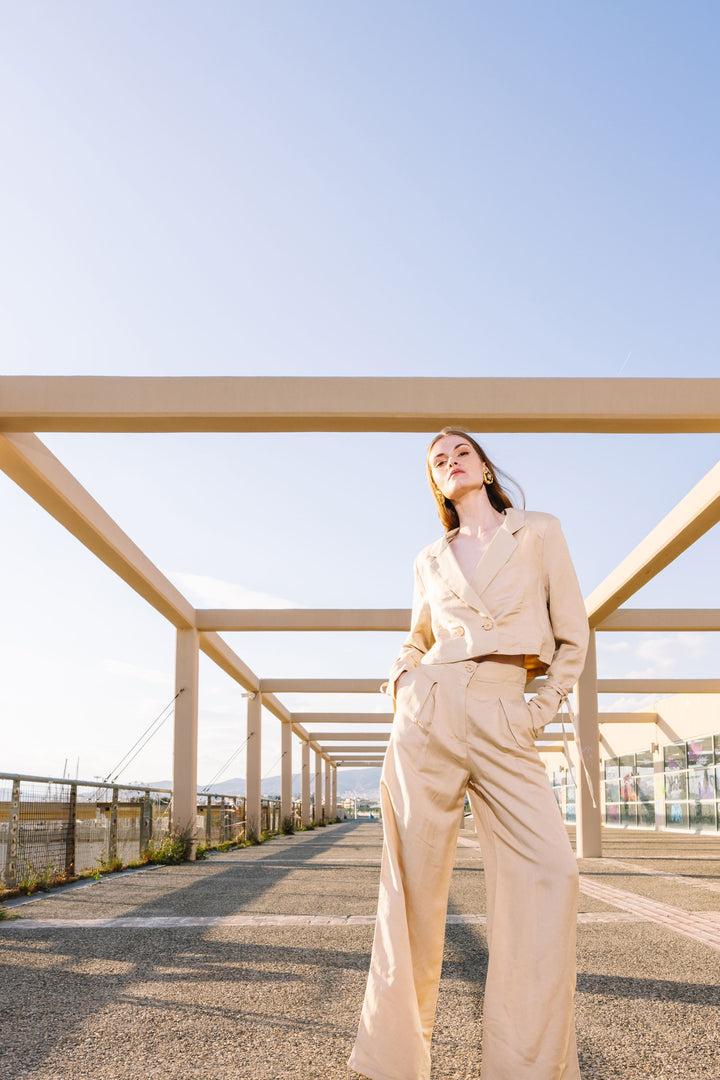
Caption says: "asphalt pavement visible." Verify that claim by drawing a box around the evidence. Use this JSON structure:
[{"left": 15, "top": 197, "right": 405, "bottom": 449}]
[{"left": 1, "top": 820, "right": 719, "bottom": 1080}]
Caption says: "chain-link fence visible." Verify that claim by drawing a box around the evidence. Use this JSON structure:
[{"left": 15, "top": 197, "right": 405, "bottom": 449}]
[{"left": 0, "top": 772, "right": 280, "bottom": 890}]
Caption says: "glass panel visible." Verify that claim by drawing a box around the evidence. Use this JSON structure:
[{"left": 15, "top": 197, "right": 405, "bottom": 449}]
[
  {"left": 605, "top": 780, "right": 620, "bottom": 803},
  {"left": 666, "top": 802, "right": 687, "bottom": 829},
  {"left": 605, "top": 803, "right": 621, "bottom": 825},
  {"left": 604, "top": 760, "right": 620, "bottom": 781},
  {"left": 664, "top": 743, "right": 687, "bottom": 770},
  {"left": 620, "top": 769, "right": 637, "bottom": 803},
  {"left": 637, "top": 775, "right": 655, "bottom": 802},
  {"left": 689, "top": 801, "right": 717, "bottom": 832},
  {"left": 639, "top": 800, "right": 656, "bottom": 827},
  {"left": 687, "top": 737, "right": 714, "bottom": 768},
  {"left": 620, "top": 801, "right": 637, "bottom": 826},
  {"left": 688, "top": 769, "right": 716, "bottom": 801},
  {"left": 619, "top": 754, "right": 636, "bottom": 770},
  {"left": 635, "top": 748, "right": 653, "bottom": 769},
  {"left": 665, "top": 771, "right": 687, "bottom": 801},
  {"left": 714, "top": 734, "right": 720, "bottom": 763}
]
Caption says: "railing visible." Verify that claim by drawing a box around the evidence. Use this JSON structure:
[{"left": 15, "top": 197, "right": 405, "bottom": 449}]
[{"left": 0, "top": 771, "right": 282, "bottom": 890}]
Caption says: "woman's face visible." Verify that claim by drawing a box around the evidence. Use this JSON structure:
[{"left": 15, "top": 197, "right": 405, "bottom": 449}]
[{"left": 428, "top": 434, "right": 486, "bottom": 501}]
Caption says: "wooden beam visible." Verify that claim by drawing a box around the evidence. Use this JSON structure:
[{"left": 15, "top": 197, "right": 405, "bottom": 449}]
[
  {"left": 261, "top": 678, "right": 383, "bottom": 694},
  {"left": 0, "top": 433, "right": 195, "bottom": 629},
  {"left": 3, "top": 376, "right": 720, "bottom": 433},
  {"left": 319, "top": 745, "right": 390, "bottom": 753},
  {"left": 598, "top": 712, "right": 658, "bottom": 723},
  {"left": 586, "top": 461, "right": 720, "bottom": 627},
  {"left": 293, "top": 714, "right": 393, "bottom": 724},
  {"left": 196, "top": 609, "right": 411, "bottom": 632},
  {"left": 597, "top": 679, "right": 720, "bottom": 694},
  {"left": 597, "top": 609, "right": 720, "bottom": 632},
  {"left": 304, "top": 732, "right": 392, "bottom": 742},
  {"left": 199, "top": 632, "right": 259, "bottom": 694}
]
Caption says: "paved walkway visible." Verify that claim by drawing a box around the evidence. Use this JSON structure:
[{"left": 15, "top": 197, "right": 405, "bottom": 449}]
[{"left": 1, "top": 821, "right": 719, "bottom": 1079}]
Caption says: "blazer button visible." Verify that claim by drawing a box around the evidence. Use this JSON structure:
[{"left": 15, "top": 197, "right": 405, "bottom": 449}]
[
  {"left": 452, "top": 626, "right": 465, "bottom": 637},
  {"left": 482, "top": 620, "right": 494, "bottom": 630}
]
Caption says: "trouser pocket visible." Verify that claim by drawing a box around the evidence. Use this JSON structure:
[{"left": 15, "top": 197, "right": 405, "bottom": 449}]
[
  {"left": 396, "top": 666, "right": 438, "bottom": 733},
  {"left": 499, "top": 695, "right": 538, "bottom": 749}
]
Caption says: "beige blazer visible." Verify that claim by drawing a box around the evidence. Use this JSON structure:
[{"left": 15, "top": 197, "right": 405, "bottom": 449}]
[{"left": 387, "top": 508, "right": 589, "bottom": 730}]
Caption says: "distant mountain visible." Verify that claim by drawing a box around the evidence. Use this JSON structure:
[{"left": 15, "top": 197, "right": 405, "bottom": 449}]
[{"left": 145, "top": 768, "right": 381, "bottom": 801}]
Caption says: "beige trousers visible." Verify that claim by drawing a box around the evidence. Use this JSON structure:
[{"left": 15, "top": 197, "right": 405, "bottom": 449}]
[{"left": 349, "top": 660, "right": 580, "bottom": 1080}]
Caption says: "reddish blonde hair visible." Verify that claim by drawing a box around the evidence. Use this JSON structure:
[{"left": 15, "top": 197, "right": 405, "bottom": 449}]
[{"left": 426, "top": 427, "right": 523, "bottom": 531}]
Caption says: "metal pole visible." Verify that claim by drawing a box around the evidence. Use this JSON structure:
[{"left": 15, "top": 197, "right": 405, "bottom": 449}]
[
  {"left": 108, "top": 787, "right": 119, "bottom": 864},
  {"left": 4, "top": 778, "right": 21, "bottom": 888},
  {"left": 65, "top": 783, "right": 77, "bottom": 876}
]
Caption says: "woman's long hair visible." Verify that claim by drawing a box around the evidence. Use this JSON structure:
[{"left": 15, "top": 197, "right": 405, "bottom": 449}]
[{"left": 426, "top": 427, "right": 524, "bottom": 532}]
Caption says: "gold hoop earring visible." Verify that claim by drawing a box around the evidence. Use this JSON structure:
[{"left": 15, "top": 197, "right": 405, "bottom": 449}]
[{"left": 483, "top": 469, "right": 494, "bottom": 485}]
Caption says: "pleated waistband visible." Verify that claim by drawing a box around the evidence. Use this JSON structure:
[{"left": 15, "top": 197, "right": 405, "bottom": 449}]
[{"left": 420, "top": 658, "right": 528, "bottom": 691}]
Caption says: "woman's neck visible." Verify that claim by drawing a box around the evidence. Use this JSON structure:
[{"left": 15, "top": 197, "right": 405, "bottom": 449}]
[{"left": 454, "top": 489, "right": 505, "bottom": 536}]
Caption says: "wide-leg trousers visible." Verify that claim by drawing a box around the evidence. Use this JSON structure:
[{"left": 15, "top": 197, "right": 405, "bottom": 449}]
[{"left": 348, "top": 659, "right": 581, "bottom": 1080}]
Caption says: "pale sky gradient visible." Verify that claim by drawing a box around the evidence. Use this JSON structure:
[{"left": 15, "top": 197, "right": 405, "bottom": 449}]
[{"left": 1, "top": 3, "right": 718, "bottom": 789}]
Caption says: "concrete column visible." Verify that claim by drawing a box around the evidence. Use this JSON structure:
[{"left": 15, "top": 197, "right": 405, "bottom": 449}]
[
  {"left": 574, "top": 628, "right": 602, "bottom": 858},
  {"left": 331, "top": 765, "right": 338, "bottom": 820},
  {"left": 172, "top": 628, "right": 199, "bottom": 846},
  {"left": 324, "top": 757, "right": 331, "bottom": 822},
  {"left": 301, "top": 740, "right": 311, "bottom": 826},
  {"left": 314, "top": 750, "right": 323, "bottom": 823},
  {"left": 246, "top": 692, "right": 262, "bottom": 841},
  {"left": 280, "top": 721, "right": 293, "bottom": 829}
]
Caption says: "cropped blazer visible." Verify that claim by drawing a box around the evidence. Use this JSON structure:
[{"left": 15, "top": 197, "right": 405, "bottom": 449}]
[{"left": 386, "top": 508, "right": 590, "bottom": 730}]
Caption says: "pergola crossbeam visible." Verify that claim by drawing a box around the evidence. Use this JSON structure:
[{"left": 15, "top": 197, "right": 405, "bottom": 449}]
[
  {"left": 597, "top": 608, "right": 720, "bottom": 631},
  {"left": 586, "top": 461, "right": 720, "bottom": 627},
  {"left": 3, "top": 376, "right": 720, "bottom": 433},
  {"left": 197, "top": 609, "right": 411, "bottom": 631}
]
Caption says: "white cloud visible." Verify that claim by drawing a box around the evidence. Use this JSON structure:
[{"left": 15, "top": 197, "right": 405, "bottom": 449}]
[
  {"left": 166, "top": 571, "right": 300, "bottom": 609},
  {"left": 625, "top": 634, "right": 709, "bottom": 677}
]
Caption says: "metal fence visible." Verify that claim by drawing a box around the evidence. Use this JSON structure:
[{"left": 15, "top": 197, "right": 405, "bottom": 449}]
[{"left": 0, "top": 772, "right": 282, "bottom": 890}]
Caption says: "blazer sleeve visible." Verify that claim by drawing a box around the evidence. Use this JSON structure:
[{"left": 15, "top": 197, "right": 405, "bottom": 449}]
[
  {"left": 384, "top": 556, "right": 435, "bottom": 701},
  {"left": 528, "top": 516, "right": 589, "bottom": 729}
]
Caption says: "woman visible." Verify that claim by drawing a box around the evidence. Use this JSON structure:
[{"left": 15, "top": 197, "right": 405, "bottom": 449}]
[{"left": 349, "top": 428, "right": 589, "bottom": 1080}]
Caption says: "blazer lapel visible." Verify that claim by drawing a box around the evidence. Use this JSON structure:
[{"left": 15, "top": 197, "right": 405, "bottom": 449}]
[
  {"left": 431, "top": 531, "right": 485, "bottom": 612},
  {"left": 430, "top": 509, "right": 527, "bottom": 612},
  {"left": 471, "top": 507, "right": 525, "bottom": 596}
]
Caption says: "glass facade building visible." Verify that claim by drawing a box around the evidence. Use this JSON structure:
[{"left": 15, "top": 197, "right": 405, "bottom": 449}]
[{"left": 550, "top": 730, "right": 720, "bottom": 833}]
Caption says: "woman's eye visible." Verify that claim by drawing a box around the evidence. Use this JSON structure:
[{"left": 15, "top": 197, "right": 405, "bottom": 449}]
[{"left": 459, "top": 450, "right": 468, "bottom": 456}]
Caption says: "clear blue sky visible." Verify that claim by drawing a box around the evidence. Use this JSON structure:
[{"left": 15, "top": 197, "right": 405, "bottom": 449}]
[{"left": 1, "top": 3, "right": 718, "bottom": 788}]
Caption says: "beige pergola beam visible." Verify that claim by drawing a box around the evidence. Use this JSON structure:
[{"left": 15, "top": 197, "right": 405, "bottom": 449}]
[
  {"left": 307, "top": 732, "right": 392, "bottom": 742},
  {"left": 586, "top": 460, "right": 720, "bottom": 627},
  {"left": 0, "top": 433, "right": 195, "bottom": 629},
  {"left": 319, "top": 744, "right": 390, "bottom": 753},
  {"left": 290, "top": 713, "right": 393, "bottom": 724},
  {"left": 261, "top": 678, "right": 383, "bottom": 694},
  {"left": 3, "top": 376, "right": 720, "bottom": 433},
  {"left": 598, "top": 712, "right": 658, "bottom": 723},
  {"left": 597, "top": 608, "right": 720, "bottom": 631},
  {"left": 199, "top": 631, "right": 259, "bottom": 694},
  {"left": 331, "top": 757, "right": 385, "bottom": 763},
  {"left": 335, "top": 763, "right": 385, "bottom": 768},
  {"left": 196, "top": 609, "right": 411, "bottom": 632},
  {"left": 598, "top": 679, "right": 720, "bottom": 694}
]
